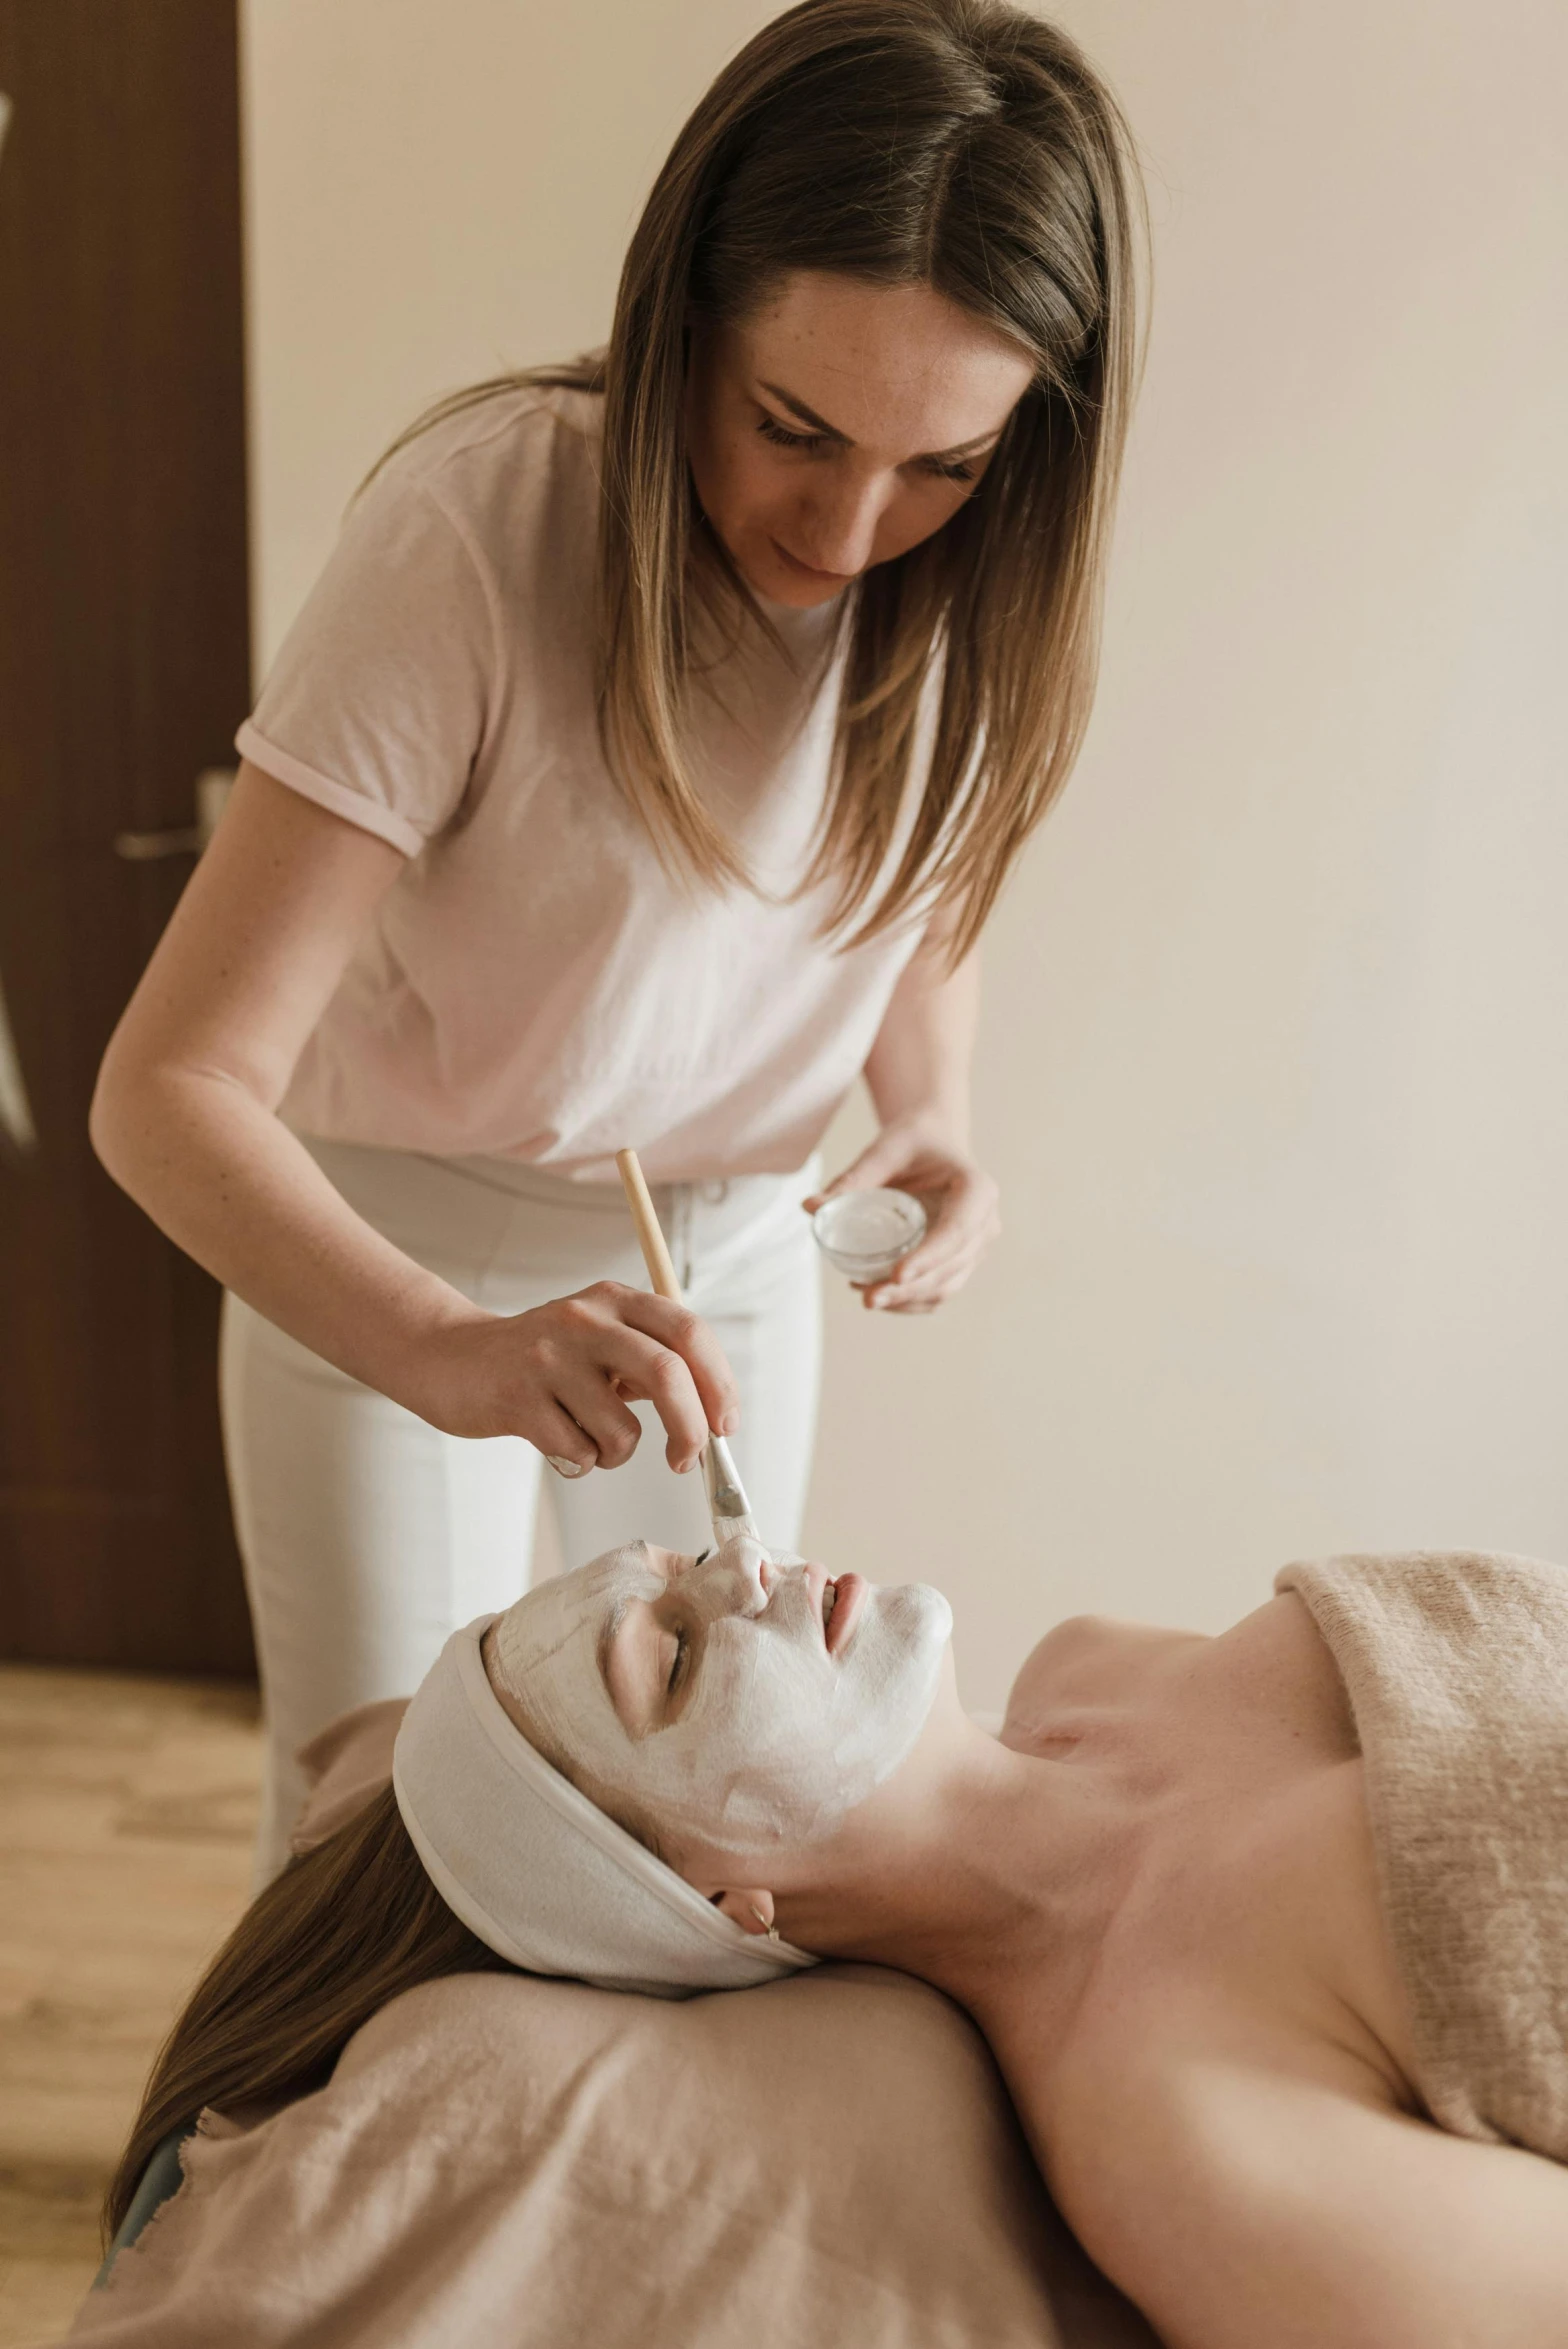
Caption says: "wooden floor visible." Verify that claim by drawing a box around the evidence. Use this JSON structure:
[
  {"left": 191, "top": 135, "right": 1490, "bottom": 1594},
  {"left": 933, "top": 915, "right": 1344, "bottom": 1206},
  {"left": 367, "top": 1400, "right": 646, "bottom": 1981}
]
[{"left": 0, "top": 1665, "right": 260, "bottom": 2347}]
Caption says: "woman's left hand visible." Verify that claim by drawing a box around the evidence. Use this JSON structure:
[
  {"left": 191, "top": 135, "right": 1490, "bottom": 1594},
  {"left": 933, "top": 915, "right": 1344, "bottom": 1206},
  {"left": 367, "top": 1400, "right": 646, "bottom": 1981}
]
[{"left": 803, "top": 1118, "right": 1001, "bottom": 1313}]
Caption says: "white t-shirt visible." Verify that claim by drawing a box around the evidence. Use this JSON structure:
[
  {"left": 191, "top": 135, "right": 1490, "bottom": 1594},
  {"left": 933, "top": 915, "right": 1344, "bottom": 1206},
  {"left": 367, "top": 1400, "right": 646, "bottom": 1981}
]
[{"left": 237, "top": 386, "right": 931, "bottom": 1183}]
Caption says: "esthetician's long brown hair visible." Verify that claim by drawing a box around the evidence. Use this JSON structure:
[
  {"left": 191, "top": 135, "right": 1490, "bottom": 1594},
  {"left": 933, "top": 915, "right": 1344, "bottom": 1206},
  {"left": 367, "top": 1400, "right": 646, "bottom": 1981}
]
[
  {"left": 103, "top": 1788, "right": 506, "bottom": 2243},
  {"left": 372, "top": 0, "right": 1143, "bottom": 960}
]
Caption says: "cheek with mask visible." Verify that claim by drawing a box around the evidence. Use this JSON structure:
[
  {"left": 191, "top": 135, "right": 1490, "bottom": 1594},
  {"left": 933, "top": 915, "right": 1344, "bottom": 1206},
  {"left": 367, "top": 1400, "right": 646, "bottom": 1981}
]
[{"left": 491, "top": 1538, "right": 952, "bottom": 1854}]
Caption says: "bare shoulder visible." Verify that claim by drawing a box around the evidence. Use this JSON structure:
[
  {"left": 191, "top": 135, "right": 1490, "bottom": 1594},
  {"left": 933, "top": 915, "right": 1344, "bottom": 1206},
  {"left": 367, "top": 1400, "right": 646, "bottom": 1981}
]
[{"left": 1046, "top": 2016, "right": 1568, "bottom": 2349}]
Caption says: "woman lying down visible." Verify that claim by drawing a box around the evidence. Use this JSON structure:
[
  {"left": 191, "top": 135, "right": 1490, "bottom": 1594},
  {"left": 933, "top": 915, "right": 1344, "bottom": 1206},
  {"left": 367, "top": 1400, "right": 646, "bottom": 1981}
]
[{"left": 110, "top": 1537, "right": 1568, "bottom": 2349}]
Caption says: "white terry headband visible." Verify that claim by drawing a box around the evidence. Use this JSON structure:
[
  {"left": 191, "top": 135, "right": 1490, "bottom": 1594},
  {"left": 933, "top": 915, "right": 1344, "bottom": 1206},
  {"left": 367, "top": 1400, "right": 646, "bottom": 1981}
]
[{"left": 392, "top": 1616, "right": 818, "bottom": 1998}]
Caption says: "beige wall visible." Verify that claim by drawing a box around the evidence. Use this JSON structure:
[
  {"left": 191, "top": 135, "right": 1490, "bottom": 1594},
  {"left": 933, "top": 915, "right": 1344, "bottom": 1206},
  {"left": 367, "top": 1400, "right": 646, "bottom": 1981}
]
[{"left": 240, "top": 1, "right": 1568, "bottom": 1713}]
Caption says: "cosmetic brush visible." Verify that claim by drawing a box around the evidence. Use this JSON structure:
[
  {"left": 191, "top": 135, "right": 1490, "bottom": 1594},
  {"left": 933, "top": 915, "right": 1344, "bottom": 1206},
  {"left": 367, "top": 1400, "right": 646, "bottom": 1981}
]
[{"left": 614, "top": 1147, "right": 761, "bottom": 1550}]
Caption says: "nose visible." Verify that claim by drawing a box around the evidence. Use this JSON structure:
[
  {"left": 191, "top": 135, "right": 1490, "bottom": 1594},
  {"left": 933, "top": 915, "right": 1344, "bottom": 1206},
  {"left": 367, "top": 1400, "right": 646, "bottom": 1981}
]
[
  {"left": 795, "top": 472, "right": 890, "bottom": 577},
  {"left": 691, "top": 1535, "right": 774, "bottom": 1621}
]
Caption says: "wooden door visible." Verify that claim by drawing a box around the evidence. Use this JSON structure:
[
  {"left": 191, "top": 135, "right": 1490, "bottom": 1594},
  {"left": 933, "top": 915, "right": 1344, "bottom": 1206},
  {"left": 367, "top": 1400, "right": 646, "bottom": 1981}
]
[{"left": 0, "top": 1, "right": 255, "bottom": 1675}]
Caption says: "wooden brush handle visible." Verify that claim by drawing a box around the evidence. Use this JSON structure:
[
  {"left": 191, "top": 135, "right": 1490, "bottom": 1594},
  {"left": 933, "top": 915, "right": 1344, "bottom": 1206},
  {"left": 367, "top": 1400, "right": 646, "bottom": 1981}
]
[
  {"left": 616, "top": 1147, "right": 761, "bottom": 1545},
  {"left": 614, "top": 1148, "right": 684, "bottom": 1305}
]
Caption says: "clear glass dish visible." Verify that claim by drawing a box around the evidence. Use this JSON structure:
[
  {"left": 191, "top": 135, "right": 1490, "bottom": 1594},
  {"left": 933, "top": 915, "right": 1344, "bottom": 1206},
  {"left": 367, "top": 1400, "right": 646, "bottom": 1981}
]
[{"left": 810, "top": 1187, "right": 927, "bottom": 1282}]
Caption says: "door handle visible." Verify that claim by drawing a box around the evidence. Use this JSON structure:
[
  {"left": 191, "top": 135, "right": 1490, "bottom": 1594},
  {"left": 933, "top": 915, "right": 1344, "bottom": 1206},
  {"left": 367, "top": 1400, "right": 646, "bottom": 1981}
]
[
  {"left": 114, "top": 767, "right": 235, "bottom": 862},
  {"left": 0, "top": 972, "right": 37, "bottom": 1159}
]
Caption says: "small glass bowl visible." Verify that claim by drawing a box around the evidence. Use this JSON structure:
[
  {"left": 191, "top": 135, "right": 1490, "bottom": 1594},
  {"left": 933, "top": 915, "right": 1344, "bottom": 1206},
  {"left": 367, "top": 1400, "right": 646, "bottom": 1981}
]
[{"left": 811, "top": 1187, "right": 927, "bottom": 1283}]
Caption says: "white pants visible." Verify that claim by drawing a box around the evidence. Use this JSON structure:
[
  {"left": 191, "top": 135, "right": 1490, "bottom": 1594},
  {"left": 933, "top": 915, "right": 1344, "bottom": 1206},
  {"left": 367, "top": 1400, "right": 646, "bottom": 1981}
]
[{"left": 220, "top": 1141, "right": 822, "bottom": 1879}]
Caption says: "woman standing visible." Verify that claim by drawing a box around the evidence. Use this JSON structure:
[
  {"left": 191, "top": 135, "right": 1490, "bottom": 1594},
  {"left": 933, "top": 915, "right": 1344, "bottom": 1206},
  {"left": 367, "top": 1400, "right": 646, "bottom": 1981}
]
[{"left": 92, "top": 0, "right": 1141, "bottom": 1875}]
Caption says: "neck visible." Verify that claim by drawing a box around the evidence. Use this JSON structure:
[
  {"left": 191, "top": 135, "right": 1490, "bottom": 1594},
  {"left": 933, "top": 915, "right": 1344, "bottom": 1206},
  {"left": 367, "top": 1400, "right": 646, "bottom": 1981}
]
[{"left": 771, "top": 1715, "right": 1131, "bottom": 2074}]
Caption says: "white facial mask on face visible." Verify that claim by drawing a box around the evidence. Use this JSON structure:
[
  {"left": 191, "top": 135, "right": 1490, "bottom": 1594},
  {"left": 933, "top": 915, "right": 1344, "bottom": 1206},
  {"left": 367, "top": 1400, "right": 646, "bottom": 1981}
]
[
  {"left": 392, "top": 1616, "right": 818, "bottom": 1995},
  {"left": 491, "top": 1539, "right": 952, "bottom": 1853}
]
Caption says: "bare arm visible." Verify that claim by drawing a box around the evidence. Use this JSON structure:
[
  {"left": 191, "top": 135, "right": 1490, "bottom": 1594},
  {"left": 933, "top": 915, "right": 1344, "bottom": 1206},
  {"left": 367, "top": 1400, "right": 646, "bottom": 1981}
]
[
  {"left": 1063, "top": 2051, "right": 1568, "bottom": 2349},
  {"left": 805, "top": 927, "right": 1000, "bottom": 1311},
  {"left": 862, "top": 931, "right": 981, "bottom": 1145},
  {"left": 91, "top": 760, "right": 736, "bottom": 1471}
]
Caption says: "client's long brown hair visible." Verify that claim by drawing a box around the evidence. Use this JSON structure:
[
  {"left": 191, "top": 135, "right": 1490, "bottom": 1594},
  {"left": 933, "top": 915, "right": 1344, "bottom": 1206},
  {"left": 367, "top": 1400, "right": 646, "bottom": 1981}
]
[{"left": 104, "top": 1788, "right": 508, "bottom": 2242}]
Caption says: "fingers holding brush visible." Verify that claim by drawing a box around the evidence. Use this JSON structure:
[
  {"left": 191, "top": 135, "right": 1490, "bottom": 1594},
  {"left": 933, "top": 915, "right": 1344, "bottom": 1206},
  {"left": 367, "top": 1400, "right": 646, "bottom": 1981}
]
[
  {"left": 612, "top": 1286, "right": 740, "bottom": 1447},
  {"left": 580, "top": 1300, "right": 735, "bottom": 1473},
  {"left": 415, "top": 1280, "right": 738, "bottom": 1474}
]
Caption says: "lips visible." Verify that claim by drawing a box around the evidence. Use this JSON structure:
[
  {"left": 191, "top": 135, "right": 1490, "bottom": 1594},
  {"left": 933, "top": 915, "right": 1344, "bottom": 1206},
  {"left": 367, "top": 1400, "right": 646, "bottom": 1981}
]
[
  {"left": 770, "top": 1560, "right": 866, "bottom": 1655},
  {"left": 823, "top": 1571, "right": 867, "bottom": 1656}
]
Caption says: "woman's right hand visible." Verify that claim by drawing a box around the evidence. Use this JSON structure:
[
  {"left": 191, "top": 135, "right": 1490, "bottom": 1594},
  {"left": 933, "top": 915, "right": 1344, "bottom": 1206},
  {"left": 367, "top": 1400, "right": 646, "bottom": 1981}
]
[{"left": 415, "top": 1283, "right": 740, "bottom": 1477}]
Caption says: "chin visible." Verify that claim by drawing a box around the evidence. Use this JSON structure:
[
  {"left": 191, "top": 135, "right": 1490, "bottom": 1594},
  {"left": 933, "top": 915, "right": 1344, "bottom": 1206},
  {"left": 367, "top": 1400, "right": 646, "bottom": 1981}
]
[
  {"left": 768, "top": 572, "right": 848, "bottom": 610},
  {"left": 876, "top": 1579, "right": 954, "bottom": 1652}
]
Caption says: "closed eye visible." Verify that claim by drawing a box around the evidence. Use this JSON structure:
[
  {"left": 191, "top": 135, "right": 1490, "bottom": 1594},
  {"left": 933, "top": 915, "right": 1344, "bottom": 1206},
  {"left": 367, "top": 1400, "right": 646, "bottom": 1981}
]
[
  {"left": 757, "top": 412, "right": 828, "bottom": 456},
  {"left": 666, "top": 1627, "right": 691, "bottom": 1698},
  {"left": 755, "top": 410, "right": 979, "bottom": 484}
]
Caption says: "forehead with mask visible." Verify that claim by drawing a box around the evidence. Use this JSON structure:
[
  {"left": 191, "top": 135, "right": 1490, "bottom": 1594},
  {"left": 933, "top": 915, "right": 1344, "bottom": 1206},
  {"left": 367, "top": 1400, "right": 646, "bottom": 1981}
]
[{"left": 489, "top": 1538, "right": 952, "bottom": 1856}]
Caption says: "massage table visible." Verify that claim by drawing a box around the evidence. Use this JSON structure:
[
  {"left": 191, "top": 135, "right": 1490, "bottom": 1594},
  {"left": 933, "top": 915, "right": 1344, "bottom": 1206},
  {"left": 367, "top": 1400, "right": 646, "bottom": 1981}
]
[
  {"left": 66, "top": 1699, "right": 1160, "bottom": 2348},
  {"left": 73, "top": 1958, "right": 1156, "bottom": 2348}
]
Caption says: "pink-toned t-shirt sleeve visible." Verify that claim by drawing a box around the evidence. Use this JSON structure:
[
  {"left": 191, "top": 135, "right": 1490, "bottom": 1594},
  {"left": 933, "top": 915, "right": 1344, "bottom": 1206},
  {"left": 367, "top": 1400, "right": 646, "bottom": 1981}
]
[{"left": 237, "top": 466, "right": 500, "bottom": 857}]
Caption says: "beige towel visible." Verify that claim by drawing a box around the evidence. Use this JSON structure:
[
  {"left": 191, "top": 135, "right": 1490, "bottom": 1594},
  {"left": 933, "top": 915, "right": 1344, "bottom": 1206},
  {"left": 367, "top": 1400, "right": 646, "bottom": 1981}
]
[
  {"left": 69, "top": 1966, "right": 1157, "bottom": 2348},
  {"left": 1276, "top": 1550, "right": 1568, "bottom": 2161},
  {"left": 287, "top": 1697, "right": 406, "bottom": 1854}
]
